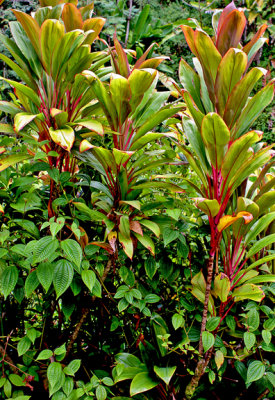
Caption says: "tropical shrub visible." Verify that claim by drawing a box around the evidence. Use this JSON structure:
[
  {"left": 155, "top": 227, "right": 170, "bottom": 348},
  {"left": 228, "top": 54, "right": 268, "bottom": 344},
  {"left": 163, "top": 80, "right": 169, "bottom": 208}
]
[{"left": 175, "top": 1, "right": 275, "bottom": 397}]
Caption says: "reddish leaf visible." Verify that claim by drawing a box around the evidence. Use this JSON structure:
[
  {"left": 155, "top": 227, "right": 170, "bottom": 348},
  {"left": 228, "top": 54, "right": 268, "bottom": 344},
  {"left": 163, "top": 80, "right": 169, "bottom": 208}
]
[
  {"left": 216, "top": 9, "right": 246, "bottom": 56},
  {"left": 217, "top": 211, "right": 253, "bottom": 232},
  {"left": 13, "top": 11, "right": 41, "bottom": 56},
  {"left": 113, "top": 36, "right": 130, "bottom": 78},
  {"left": 242, "top": 24, "right": 268, "bottom": 55},
  {"left": 130, "top": 220, "right": 143, "bottom": 236},
  {"left": 62, "top": 3, "right": 83, "bottom": 32},
  {"left": 90, "top": 242, "right": 114, "bottom": 255},
  {"left": 180, "top": 25, "right": 198, "bottom": 57},
  {"left": 83, "top": 17, "right": 106, "bottom": 43},
  {"left": 216, "top": 1, "right": 236, "bottom": 40}
]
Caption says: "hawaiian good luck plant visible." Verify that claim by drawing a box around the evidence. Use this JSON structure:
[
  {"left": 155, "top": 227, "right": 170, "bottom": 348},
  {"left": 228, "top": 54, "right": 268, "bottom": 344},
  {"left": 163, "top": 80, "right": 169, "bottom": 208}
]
[
  {"left": 175, "top": 1, "right": 275, "bottom": 398},
  {"left": 0, "top": 0, "right": 107, "bottom": 216},
  {"left": 75, "top": 36, "right": 183, "bottom": 260}
]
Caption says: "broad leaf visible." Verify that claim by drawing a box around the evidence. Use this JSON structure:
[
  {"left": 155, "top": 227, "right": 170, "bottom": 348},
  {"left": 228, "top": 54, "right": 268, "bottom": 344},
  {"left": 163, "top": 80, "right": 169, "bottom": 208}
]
[{"left": 53, "top": 260, "right": 74, "bottom": 298}]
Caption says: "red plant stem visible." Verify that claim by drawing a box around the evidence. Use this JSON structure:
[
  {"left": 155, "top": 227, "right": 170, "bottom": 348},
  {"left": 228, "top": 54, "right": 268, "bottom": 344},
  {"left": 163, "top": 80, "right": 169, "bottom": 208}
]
[
  {"left": 232, "top": 246, "right": 245, "bottom": 275},
  {"left": 40, "top": 79, "right": 49, "bottom": 108},
  {"left": 220, "top": 301, "right": 235, "bottom": 322},
  {"left": 124, "top": 126, "right": 134, "bottom": 150},
  {"left": 70, "top": 95, "right": 82, "bottom": 121},
  {"left": 105, "top": 170, "right": 116, "bottom": 195},
  {"left": 231, "top": 256, "right": 248, "bottom": 283}
]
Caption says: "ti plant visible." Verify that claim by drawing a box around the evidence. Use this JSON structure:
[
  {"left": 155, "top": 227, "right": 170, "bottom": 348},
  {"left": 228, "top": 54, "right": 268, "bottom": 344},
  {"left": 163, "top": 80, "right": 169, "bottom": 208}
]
[
  {"left": 174, "top": 1, "right": 275, "bottom": 398},
  {"left": 75, "top": 37, "right": 183, "bottom": 260},
  {"left": 0, "top": 0, "right": 107, "bottom": 216}
]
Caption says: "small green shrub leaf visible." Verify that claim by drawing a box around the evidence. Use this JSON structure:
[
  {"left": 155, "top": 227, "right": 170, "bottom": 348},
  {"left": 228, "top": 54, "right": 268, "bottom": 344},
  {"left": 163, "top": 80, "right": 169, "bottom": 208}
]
[
  {"left": 81, "top": 269, "right": 96, "bottom": 292},
  {"left": 130, "top": 372, "right": 158, "bottom": 396},
  {"left": 53, "top": 260, "right": 74, "bottom": 298},
  {"left": 244, "top": 332, "right": 256, "bottom": 351},
  {"left": 262, "top": 330, "right": 271, "bottom": 345},
  {"left": 36, "top": 349, "right": 53, "bottom": 360},
  {"left": 154, "top": 366, "right": 176, "bottom": 385},
  {"left": 246, "top": 361, "right": 265, "bottom": 383},
  {"left": 0, "top": 265, "right": 18, "bottom": 299},
  {"left": 25, "top": 270, "right": 39, "bottom": 297},
  {"left": 61, "top": 239, "right": 82, "bottom": 272},
  {"left": 202, "top": 331, "right": 215, "bottom": 353},
  {"left": 172, "top": 313, "right": 184, "bottom": 330},
  {"left": 17, "top": 336, "right": 31, "bottom": 356}
]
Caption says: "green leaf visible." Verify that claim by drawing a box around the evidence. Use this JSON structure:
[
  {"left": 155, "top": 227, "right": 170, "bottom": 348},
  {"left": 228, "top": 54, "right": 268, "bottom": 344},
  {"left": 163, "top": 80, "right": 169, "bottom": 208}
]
[
  {"left": 245, "top": 212, "right": 275, "bottom": 244},
  {"left": 37, "top": 262, "right": 54, "bottom": 292},
  {"left": 246, "top": 361, "right": 265, "bottom": 383},
  {"left": 73, "top": 202, "right": 107, "bottom": 222},
  {"left": 140, "top": 220, "right": 160, "bottom": 238},
  {"left": 172, "top": 314, "right": 184, "bottom": 330},
  {"left": 183, "top": 92, "right": 204, "bottom": 130},
  {"left": 81, "top": 269, "right": 96, "bottom": 292},
  {"left": 53, "top": 260, "right": 74, "bottom": 298},
  {"left": 206, "top": 316, "right": 221, "bottom": 332},
  {"left": 14, "top": 112, "right": 39, "bottom": 132},
  {"left": 247, "top": 234, "right": 275, "bottom": 259},
  {"left": 25, "top": 270, "right": 39, "bottom": 297},
  {"left": 92, "top": 279, "right": 102, "bottom": 298},
  {"left": 163, "top": 227, "right": 179, "bottom": 247},
  {"left": 61, "top": 239, "right": 82, "bottom": 272},
  {"left": 202, "top": 331, "right": 215, "bottom": 352},
  {"left": 145, "top": 257, "right": 158, "bottom": 280},
  {"left": 96, "top": 385, "right": 107, "bottom": 400},
  {"left": 232, "top": 284, "right": 264, "bottom": 302},
  {"left": 244, "top": 332, "right": 256, "bottom": 351},
  {"left": 213, "top": 273, "right": 231, "bottom": 302},
  {"left": 232, "top": 80, "right": 274, "bottom": 138},
  {"left": 17, "top": 336, "right": 31, "bottom": 356},
  {"left": 195, "top": 198, "right": 220, "bottom": 218},
  {"left": 201, "top": 112, "right": 230, "bottom": 169},
  {"left": 2, "top": 78, "right": 40, "bottom": 106},
  {"left": 215, "top": 350, "right": 224, "bottom": 370},
  {"left": 224, "top": 67, "right": 266, "bottom": 129},
  {"left": 118, "top": 232, "right": 133, "bottom": 259},
  {"left": 134, "top": 233, "right": 155, "bottom": 256},
  {"left": 0, "top": 153, "right": 32, "bottom": 172},
  {"left": 47, "top": 362, "right": 63, "bottom": 394},
  {"left": 67, "top": 359, "right": 81, "bottom": 374},
  {"left": 13, "top": 219, "right": 40, "bottom": 239},
  {"left": 247, "top": 308, "right": 260, "bottom": 331},
  {"left": 266, "top": 372, "right": 275, "bottom": 387},
  {"left": 34, "top": 236, "right": 59, "bottom": 264},
  {"left": 193, "top": 30, "right": 222, "bottom": 103},
  {"left": 154, "top": 366, "right": 177, "bottom": 386},
  {"left": 215, "top": 49, "right": 247, "bottom": 116},
  {"left": 130, "top": 372, "right": 158, "bottom": 396},
  {"left": 8, "top": 374, "right": 24, "bottom": 386},
  {"left": 40, "top": 19, "right": 65, "bottom": 74},
  {"left": 119, "top": 215, "right": 130, "bottom": 240},
  {"left": 110, "top": 75, "right": 131, "bottom": 126},
  {"left": 144, "top": 294, "right": 161, "bottom": 303},
  {"left": 49, "top": 126, "right": 75, "bottom": 152},
  {"left": 0, "top": 265, "right": 18, "bottom": 299},
  {"left": 63, "top": 377, "right": 74, "bottom": 397},
  {"left": 36, "top": 349, "right": 53, "bottom": 360},
  {"left": 179, "top": 59, "right": 204, "bottom": 112},
  {"left": 262, "top": 330, "right": 271, "bottom": 345},
  {"left": 54, "top": 343, "right": 66, "bottom": 356}
]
